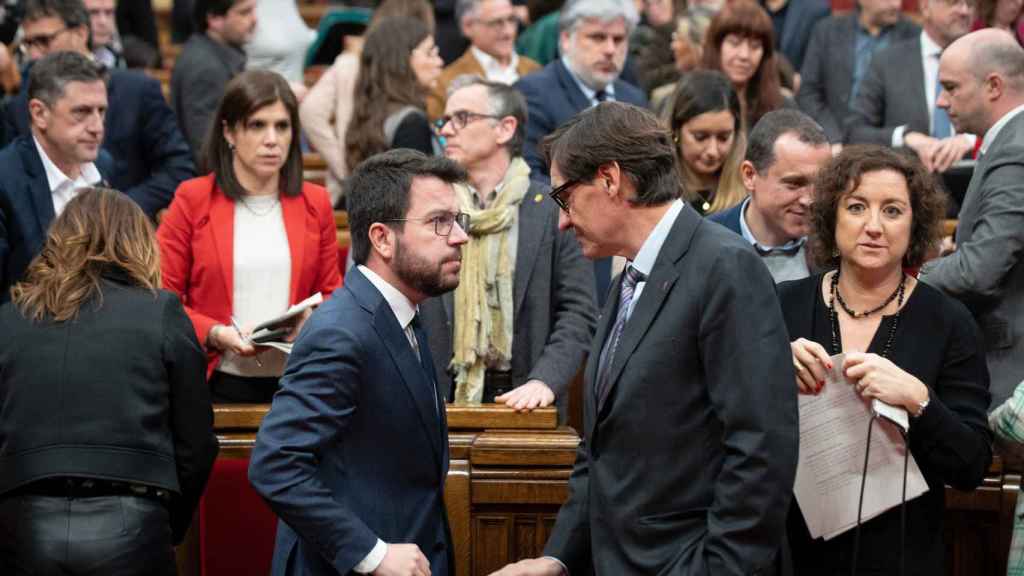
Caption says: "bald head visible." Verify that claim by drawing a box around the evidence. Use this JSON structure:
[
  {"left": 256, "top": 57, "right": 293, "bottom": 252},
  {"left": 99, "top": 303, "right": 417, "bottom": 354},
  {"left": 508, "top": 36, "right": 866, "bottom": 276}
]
[{"left": 938, "top": 28, "right": 1024, "bottom": 134}]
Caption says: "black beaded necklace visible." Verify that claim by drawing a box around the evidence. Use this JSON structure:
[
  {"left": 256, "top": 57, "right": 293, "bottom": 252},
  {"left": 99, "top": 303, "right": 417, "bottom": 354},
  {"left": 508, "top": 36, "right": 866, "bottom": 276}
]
[{"left": 828, "top": 267, "right": 907, "bottom": 357}]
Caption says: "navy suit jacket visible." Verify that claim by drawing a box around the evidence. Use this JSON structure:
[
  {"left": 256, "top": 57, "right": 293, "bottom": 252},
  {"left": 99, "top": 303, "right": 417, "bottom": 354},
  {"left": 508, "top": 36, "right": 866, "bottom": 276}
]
[
  {"left": 707, "top": 202, "right": 743, "bottom": 234},
  {"left": 770, "top": 0, "right": 830, "bottom": 73},
  {"left": 0, "top": 136, "right": 110, "bottom": 302},
  {"left": 2, "top": 67, "right": 195, "bottom": 218},
  {"left": 249, "top": 267, "right": 453, "bottom": 576},
  {"left": 514, "top": 59, "right": 648, "bottom": 183}
]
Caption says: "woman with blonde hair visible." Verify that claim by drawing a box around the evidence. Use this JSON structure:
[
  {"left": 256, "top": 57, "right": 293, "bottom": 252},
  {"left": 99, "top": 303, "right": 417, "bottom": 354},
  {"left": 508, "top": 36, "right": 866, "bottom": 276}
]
[
  {"left": 665, "top": 69, "right": 747, "bottom": 215},
  {"left": 0, "top": 187, "right": 218, "bottom": 575}
]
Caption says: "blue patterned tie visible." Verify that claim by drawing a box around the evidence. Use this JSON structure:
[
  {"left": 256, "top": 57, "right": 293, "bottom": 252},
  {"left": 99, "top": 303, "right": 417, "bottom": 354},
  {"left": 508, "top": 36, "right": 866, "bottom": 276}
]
[
  {"left": 595, "top": 265, "right": 646, "bottom": 406},
  {"left": 933, "top": 56, "right": 953, "bottom": 139}
]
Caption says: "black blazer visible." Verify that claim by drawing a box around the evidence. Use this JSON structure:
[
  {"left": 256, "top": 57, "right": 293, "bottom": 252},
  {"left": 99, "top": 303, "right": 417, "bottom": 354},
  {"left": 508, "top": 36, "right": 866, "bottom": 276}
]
[
  {"left": 778, "top": 274, "right": 991, "bottom": 576},
  {"left": 0, "top": 273, "right": 219, "bottom": 543}
]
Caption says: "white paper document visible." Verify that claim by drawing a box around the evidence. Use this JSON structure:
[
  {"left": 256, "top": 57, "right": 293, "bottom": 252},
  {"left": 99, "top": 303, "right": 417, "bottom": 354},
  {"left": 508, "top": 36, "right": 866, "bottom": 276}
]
[{"left": 793, "top": 353, "right": 929, "bottom": 540}]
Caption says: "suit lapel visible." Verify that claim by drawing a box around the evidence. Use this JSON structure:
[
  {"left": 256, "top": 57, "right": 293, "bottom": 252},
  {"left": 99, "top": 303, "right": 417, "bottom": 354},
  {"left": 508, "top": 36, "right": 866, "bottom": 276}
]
[
  {"left": 280, "top": 192, "right": 307, "bottom": 304},
  {"left": 555, "top": 60, "right": 593, "bottom": 113},
  {"left": 513, "top": 194, "right": 546, "bottom": 318},
  {"left": 837, "top": 16, "right": 857, "bottom": 94},
  {"left": 210, "top": 186, "right": 235, "bottom": 301},
  {"left": 908, "top": 38, "right": 930, "bottom": 132},
  {"left": 585, "top": 277, "right": 620, "bottom": 440},
  {"left": 20, "top": 140, "right": 56, "bottom": 243}
]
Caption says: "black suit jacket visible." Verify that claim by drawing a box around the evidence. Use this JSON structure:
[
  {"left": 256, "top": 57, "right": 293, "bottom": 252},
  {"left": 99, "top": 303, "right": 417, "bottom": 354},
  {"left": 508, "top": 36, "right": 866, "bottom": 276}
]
[
  {"left": 419, "top": 183, "right": 597, "bottom": 419},
  {"left": 797, "top": 14, "right": 919, "bottom": 142},
  {"left": 0, "top": 274, "right": 218, "bottom": 544},
  {"left": 543, "top": 204, "right": 799, "bottom": 575},
  {"left": 2, "top": 67, "right": 195, "bottom": 218},
  {"left": 0, "top": 137, "right": 111, "bottom": 302}
]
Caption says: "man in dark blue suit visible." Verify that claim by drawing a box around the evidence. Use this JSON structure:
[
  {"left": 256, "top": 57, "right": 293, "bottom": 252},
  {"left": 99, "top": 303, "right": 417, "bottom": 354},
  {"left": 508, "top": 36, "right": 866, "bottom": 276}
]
[
  {"left": 0, "top": 52, "right": 110, "bottom": 301},
  {"left": 249, "top": 149, "right": 470, "bottom": 576},
  {"left": 3, "top": 0, "right": 194, "bottom": 219}
]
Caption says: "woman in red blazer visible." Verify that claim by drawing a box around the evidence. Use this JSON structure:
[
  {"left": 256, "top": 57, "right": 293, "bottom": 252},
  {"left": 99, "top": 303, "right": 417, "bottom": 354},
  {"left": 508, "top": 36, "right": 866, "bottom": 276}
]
[{"left": 158, "top": 70, "right": 341, "bottom": 403}]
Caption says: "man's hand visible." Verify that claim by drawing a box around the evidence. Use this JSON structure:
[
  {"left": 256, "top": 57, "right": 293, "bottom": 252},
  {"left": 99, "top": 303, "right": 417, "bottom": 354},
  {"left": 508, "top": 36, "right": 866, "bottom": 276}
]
[
  {"left": 495, "top": 380, "right": 555, "bottom": 411},
  {"left": 488, "top": 557, "right": 565, "bottom": 576},
  {"left": 904, "top": 132, "right": 940, "bottom": 172},
  {"left": 929, "top": 135, "right": 973, "bottom": 173},
  {"left": 373, "top": 544, "right": 430, "bottom": 576}
]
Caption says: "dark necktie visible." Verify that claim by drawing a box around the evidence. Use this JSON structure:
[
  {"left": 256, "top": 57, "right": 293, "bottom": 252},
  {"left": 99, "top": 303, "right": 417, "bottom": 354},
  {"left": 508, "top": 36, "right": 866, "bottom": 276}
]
[
  {"left": 595, "top": 89, "right": 608, "bottom": 103},
  {"left": 410, "top": 314, "right": 440, "bottom": 415},
  {"left": 595, "top": 265, "right": 646, "bottom": 406},
  {"left": 753, "top": 240, "right": 805, "bottom": 257}
]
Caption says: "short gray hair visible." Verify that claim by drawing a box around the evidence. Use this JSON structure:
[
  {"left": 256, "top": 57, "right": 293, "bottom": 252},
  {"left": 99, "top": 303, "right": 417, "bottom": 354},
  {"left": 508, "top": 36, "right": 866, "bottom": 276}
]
[
  {"left": 447, "top": 74, "right": 528, "bottom": 157},
  {"left": 559, "top": 0, "right": 639, "bottom": 36},
  {"left": 28, "top": 51, "right": 107, "bottom": 107},
  {"left": 455, "top": 0, "right": 482, "bottom": 24}
]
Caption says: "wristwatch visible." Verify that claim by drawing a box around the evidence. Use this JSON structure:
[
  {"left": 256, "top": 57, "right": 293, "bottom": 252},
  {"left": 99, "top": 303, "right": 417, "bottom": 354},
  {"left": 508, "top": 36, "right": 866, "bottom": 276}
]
[{"left": 911, "top": 396, "right": 930, "bottom": 418}]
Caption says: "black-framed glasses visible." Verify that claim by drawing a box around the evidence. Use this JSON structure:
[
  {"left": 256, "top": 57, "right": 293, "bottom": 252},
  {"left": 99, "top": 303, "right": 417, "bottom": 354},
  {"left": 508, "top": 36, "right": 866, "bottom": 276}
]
[
  {"left": 433, "top": 110, "right": 501, "bottom": 134},
  {"left": 384, "top": 211, "right": 471, "bottom": 236},
  {"left": 20, "top": 27, "right": 68, "bottom": 53},
  {"left": 549, "top": 179, "right": 581, "bottom": 213}
]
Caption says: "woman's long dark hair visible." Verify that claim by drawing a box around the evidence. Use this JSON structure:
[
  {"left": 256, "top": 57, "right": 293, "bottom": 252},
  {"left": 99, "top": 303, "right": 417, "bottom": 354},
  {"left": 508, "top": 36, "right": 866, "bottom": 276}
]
[
  {"left": 12, "top": 188, "right": 161, "bottom": 322},
  {"left": 345, "top": 16, "right": 432, "bottom": 170}
]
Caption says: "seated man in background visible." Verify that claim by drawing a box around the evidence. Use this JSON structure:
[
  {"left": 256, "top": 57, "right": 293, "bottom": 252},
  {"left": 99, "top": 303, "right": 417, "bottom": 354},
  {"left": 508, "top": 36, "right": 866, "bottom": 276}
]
[
  {"left": 710, "top": 109, "right": 831, "bottom": 283},
  {"left": 85, "top": 0, "right": 122, "bottom": 68},
  {"left": 423, "top": 76, "right": 597, "bottom": 419},
  {"left": 3, "top": 0, "right": 194, "bottom": 219},
  {"left": 426, "top": 0, "right": 540, "bottom": 119},
  {"left": 0, "top": 52, "right": 109, "bottom": 301}
]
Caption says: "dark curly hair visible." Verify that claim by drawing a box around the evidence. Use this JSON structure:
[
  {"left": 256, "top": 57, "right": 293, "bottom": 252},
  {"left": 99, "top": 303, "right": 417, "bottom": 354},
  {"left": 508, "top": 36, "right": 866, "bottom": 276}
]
[{"left": 810, "top": 145, "right": 946, "bottom": 269}]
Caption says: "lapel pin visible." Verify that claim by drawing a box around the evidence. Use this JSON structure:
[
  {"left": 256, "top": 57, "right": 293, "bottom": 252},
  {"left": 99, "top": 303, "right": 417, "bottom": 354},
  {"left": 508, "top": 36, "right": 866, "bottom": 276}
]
[
  {"left": 534, "top": 193, "right": 544, "bottom": 203},
  {"left": 662, "top": 281, "right": 670, "bottom": 292}
]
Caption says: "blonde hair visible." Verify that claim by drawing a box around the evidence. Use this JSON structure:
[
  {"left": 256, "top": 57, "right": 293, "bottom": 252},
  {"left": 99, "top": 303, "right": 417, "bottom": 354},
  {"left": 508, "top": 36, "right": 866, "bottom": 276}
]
[{"left": 11, "top": 188, "right": 161, "bottom": 322}]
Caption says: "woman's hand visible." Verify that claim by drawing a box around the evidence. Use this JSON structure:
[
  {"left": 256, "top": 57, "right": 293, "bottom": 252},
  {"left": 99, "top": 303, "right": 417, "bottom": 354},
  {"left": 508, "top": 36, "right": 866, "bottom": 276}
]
[
  {"left": 209, "top": 324, "right": 257, "bottom": 356},
  {"left": 791, "top": 338, "right": 832, "bottom": 395},
  {"left": 843, "top": 352, "right": 929, "bottom": 412}
]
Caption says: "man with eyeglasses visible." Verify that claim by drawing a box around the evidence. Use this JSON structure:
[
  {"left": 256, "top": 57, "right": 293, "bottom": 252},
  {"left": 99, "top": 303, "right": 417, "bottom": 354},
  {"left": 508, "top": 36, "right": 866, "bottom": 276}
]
[
  {"left": 846, "top": 0, "right": 978, "bottom": 174},
  {"left": 250, "top": 149, "right": 468, "bottom": 576},
  {"left": 1, "top": 0, "right": 194, "bottom": 220},
  {"left": 426, "top": 0, "right": 540, "bottom": 120},
  {"left": 421, "top": 76, "right": 596, "bottom": 419},
  {"left": 490, "top": 102, "right": 797, "bottom": 576}
]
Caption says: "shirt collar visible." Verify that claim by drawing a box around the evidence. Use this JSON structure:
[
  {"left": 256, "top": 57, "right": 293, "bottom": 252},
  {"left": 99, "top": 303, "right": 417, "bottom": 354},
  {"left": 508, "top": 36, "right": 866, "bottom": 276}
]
[
  {"left": 471, "top": 45, "right": 519, "bottom": 75},
  {"left": 737, "top": 196, "right": 807, "bottom": 252},
  {"left": 33, "top": 135, "right": 102, "bottom": 192},
  {"left": 357, "top": 265, "right": 418, "bottom": 330},
  {"left": 920, "top": 29, "right": 943, "bottom": 59},
  {"left": 560, "top": 56, "right": 616, "bottom": 103},
  {"left": 630, "top": 199, "right": 684, "bottom": 278},
  {"left": 981, "top": 103, "right": 1024, "bottom": 155}
]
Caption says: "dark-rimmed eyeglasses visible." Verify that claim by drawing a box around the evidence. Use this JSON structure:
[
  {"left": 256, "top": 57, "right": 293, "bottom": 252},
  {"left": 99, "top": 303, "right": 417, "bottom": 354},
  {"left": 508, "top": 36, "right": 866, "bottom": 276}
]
[
  {"left": 433, "top": 110, "right": 501, "bottom": 134},
  {"left": 20, "top": 27, "right": 68, "bottom": 53},
  {"left": 384, "top": 211, "right": 471, "bottom": 237},
  {"left": 549, "top": 179, "right": 581, "bottom": 213}
]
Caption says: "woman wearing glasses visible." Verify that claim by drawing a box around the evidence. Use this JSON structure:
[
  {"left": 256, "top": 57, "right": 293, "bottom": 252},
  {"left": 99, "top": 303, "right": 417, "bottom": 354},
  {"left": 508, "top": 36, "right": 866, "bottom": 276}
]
[
  {"left": 157, "top": 70, "right": 342, "bottom": 404},
  {"left": 345, "top": 16, "right": 444, "bottom": 172}
]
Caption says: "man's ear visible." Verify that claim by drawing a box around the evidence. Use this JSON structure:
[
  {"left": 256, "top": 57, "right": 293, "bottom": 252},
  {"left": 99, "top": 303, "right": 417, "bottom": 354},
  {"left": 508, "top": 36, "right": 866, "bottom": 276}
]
[
  {"left": 986, "top": 73, "right": 1005, "bottom": 103},
  {"left": 70, "top": 24, "right": 90, "bottom": 51},
  {"left": 367, "top": 222, "right": 397, "bottom": 261},
  {"left": 494, "top": 116, "right": 517, "bottom": 147},
  {"left": 595, "top": 161, "right": 623, "bottom": 199},
  {"left": 740, "top": 160, "right": 758, "bottom": 193},
  {"left": 28, "top": 98, "right": 48, "bottom": 131}
]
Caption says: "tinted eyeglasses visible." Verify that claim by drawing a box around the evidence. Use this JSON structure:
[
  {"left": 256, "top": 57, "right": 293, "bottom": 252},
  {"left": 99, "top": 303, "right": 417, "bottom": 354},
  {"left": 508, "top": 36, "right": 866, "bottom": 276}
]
[
  {"left": 384, "top": 211, "right": 471, "bottom": 237},
  {"left": 549, "top": 179, "right": 581, "bottom": 213},
  {"left": 433, "top": 110, "right": 501, "bottom": 134},
  {"left": 21, "top": 27, "right": 67, "bottom": 53}
]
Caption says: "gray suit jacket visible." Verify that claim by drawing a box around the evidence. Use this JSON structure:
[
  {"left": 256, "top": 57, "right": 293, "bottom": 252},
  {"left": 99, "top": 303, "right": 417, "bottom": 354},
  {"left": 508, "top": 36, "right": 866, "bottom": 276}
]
[
  {"left": 845, "top": 34, "right": 930, "bottom": 145},
  {"left": 419, "top": 181, "right": 598, "bottom": 419},
  {"left": 171, "top": 34, "right": 247, "bottom": 157},
  {"left": 921, "top": 110, "right": 1024, "bottom": 407},
  {"left": 797, "top": 14, "right": 919, "bottom": 142},
  {"left": 543, "top": 204, "right": 798, "bottom": 575}
]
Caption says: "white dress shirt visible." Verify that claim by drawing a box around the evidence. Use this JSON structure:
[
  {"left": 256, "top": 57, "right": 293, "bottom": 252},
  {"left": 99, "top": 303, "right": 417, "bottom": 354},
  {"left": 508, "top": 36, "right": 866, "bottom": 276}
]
[
  {"left": 560, "top": 56, "right": 617, "bottom": 106},
  {"left": 626, "top": 199, "right": 684, "bottom": 318},
  {"left": 980, "top": 103, "right": 1024, "bottom": 156},
  {"left": 33, "top": 137, "right": 102, "bottom": 216},
  {"left": 471, "top": 46, "right": 522, "bottom": 85}
]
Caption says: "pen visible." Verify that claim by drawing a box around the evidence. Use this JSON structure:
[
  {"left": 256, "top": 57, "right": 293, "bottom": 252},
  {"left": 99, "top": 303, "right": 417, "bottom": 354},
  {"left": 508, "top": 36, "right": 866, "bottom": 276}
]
[{"left": 231, "top": 316, "right": 263, "bottom": 367}]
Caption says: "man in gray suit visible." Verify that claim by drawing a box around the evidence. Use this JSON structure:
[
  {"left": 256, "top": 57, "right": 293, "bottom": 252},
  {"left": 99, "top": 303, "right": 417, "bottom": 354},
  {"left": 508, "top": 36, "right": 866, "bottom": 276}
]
[
  {"left": 796, "top": 0, "right": 919, "bottom": 144},
  {"left": 923, "top": 28, "right": 1024, "bottom": 408},
  {"left": 845, "top": 0, "right": 975, "bottom": 172},
  {"left": 490, "top": 102, "right": 798, "bottom": 575},
  {"left": 423, "top": 76, "right": 597, "bottom": 419}
]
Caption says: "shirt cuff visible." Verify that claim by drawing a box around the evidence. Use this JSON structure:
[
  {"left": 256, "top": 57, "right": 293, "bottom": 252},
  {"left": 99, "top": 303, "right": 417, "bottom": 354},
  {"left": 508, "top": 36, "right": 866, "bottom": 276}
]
[
  {"left": 353, "top": 539, "right": 387, "bottom": 574},
  {"left": 542, "top": 556, "right": 569, "bottom": 576},
  {"left": 892, "top": 124, "right": 907, "bottom": 148}
]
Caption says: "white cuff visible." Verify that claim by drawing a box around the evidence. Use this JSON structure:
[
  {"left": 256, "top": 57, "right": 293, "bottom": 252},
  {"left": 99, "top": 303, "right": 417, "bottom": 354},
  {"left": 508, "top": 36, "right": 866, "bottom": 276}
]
[
  {"left": 542, "top": 556, "right": 569, "bottom": 575},
  {"left": 353, "top": 539, "right": 387, "bottom": 574},
  {"left": 892, "top": 124, "right": 907, "bottom": 148}
]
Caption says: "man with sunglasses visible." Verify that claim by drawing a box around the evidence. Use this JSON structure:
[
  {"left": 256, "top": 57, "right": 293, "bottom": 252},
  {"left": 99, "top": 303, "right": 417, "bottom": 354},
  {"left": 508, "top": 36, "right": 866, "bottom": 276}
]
[
  {"left": 250, "top": 149, "right": 469, "bottom": 576},
  {"left": 426, "top": 0, "right": 540, "bottom": 120},
  {"left": 421, "top": 76, "right": 596, "bottom": 419},
  {"left": 2, "top": 0, "right": 194, "bottom": 219},
  {"left": 491, "top": 102, "right": 797, "bottom": 576}
]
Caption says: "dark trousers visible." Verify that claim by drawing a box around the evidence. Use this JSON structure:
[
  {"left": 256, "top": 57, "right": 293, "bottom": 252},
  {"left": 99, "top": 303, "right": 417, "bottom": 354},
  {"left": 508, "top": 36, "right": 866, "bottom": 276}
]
[
  {"left": 0, "top": 494, "right": 176, "bottom": 575},
  {"left": 209, "top": 371, "right": 279, "bottom": 404}
]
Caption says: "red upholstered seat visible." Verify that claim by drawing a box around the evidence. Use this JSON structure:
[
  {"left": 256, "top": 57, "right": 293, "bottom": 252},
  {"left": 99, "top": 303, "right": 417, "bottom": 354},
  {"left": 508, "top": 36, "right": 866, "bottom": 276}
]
[{"left": 199, "top": 457, "right": 277, "bottom": 576}]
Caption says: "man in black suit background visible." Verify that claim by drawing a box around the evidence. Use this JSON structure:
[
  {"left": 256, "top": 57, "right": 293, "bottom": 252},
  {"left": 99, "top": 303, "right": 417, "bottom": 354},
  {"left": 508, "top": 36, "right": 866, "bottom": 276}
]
[{"left": 490, "top": 102, "right": 798, "bottom": 576}]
